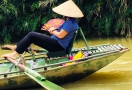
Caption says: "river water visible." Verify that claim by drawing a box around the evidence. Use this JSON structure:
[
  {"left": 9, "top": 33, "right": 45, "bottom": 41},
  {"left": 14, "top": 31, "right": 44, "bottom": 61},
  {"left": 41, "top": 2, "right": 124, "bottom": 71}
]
[{"left": 0, "top": 37, "right": 132, "bottom": 90}]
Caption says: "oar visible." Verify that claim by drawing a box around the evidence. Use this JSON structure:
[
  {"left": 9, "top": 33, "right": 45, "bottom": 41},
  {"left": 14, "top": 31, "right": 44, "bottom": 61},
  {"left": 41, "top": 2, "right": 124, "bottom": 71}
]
[{"left": 5, "top": 57, "right": 65, "bottom": 90}]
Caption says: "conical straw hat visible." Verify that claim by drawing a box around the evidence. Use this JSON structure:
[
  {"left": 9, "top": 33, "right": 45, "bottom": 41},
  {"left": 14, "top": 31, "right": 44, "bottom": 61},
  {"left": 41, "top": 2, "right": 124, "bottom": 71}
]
[{"left": 52, "top": 0, "right": 84, "bottom": 18}]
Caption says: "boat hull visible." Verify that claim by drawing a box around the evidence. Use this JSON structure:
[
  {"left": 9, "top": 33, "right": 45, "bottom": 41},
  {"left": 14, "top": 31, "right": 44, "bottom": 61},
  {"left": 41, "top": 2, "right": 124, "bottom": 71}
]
[{"left": 0, "top": 50, "right": 126, "bottom": 89}]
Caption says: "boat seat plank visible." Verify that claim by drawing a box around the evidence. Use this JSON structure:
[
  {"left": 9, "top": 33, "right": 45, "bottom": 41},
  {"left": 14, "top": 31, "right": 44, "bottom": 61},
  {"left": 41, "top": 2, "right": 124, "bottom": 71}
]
[
  {"left": 109, "top": 45, "right": 117, "bottom": 50},
  {"left": 92, "top": 50, "right": 96, "bottom": 53},
  {"left": 47, "top": 50, "right": 66, "bottom": 58},
  {"left": 100, "top": 46, "right": 108, "bottom": 51},
  {"left": 103, "top": 46, "right": 111, "bottom": 50},
  {"left": 113, "top": 45, "right": 121, "bottom": 50},
  {"left": 95, "top": 50, "right": 100, "bottom": 53},
  {"left": 96, "top": 47, "right": 104, "bottom": 52},
  {"left": 107, "top": 45, "right": 114, "bottom": 50}
]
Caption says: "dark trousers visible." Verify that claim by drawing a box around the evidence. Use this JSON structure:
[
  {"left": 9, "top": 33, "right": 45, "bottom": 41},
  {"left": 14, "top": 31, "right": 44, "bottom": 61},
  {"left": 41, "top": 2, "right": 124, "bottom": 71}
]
[{"left": 16, "top": 31, "right": 65, "bottom": 54}]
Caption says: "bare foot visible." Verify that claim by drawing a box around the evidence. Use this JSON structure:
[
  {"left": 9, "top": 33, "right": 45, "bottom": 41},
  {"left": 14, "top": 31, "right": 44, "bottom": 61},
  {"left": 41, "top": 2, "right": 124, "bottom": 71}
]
[
  {"left": 2, "top": 45, "right": 17, "bottom": 51},
  {"left": 1, "top": 51, "right": 18, "bottom": 60}
]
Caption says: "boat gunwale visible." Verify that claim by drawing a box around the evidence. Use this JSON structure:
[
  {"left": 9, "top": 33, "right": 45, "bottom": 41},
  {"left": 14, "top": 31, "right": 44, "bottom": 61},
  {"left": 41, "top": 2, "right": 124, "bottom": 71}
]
[{"left": 0, "top": 49, "right": 127, "bottom": 76}]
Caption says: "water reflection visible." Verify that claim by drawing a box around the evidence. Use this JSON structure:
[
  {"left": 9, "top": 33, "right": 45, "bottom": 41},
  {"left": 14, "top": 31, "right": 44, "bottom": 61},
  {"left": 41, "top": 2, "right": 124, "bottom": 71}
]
[{"left": 0, "top": 37, "right": 132, "bottom": 90}]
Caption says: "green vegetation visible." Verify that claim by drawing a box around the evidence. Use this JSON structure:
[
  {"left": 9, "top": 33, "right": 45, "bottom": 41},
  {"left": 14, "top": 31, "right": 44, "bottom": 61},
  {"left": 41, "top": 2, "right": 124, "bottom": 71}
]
[{"left": 0, "top": 0, "right": 132, "bottom": 43}]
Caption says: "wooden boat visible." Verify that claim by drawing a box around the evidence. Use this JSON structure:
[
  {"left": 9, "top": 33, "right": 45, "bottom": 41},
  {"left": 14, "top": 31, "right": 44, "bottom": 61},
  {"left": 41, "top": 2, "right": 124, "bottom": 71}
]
[
  {"left": 0, "top": 43, "right": 129, "bottom": 89},
  {"left": 0, "top": 28, "right": 129, "bottom": 89}
]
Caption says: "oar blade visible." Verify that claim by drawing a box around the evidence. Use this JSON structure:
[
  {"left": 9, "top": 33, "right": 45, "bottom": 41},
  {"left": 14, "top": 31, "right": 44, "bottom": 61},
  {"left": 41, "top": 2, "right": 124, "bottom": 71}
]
[{"left": 25, "top": 72, "right": 65, "bottom": 90}]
